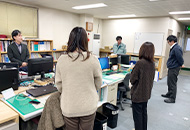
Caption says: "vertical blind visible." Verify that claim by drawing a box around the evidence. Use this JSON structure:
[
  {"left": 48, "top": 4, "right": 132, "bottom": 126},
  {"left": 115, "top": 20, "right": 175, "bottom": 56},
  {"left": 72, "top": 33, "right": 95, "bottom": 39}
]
[{"left": 0, "top": 2, "right": 38, "bottom": 37}]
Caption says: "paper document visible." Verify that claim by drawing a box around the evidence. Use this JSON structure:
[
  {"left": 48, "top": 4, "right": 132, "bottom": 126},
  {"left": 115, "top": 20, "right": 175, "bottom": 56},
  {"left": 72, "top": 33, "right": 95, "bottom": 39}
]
[
  {"left": 37, "top": 95, "right": 50, "bottom": 105},
  {"left": 104, "top": 75, "right": 121, "bottom": 80},
  {"left": 1, "top": 88, "right": 15, "bottom": 100},
  {"left": 32, "top": 103, "right": 44, "bottom": 109},
  {"left": 111, "top": 74, "right": 125, "bottom": 78},
  {"left": 102, "top": 79, "right": 112, "bottom": 84}
]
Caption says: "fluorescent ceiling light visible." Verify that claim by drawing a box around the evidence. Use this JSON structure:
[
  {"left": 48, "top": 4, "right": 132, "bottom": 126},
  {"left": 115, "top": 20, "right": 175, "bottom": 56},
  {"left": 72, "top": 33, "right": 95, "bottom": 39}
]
[
  {"left": 72, "top": 3, "right": 107, "bottom": 10},
  {"left": 108, "top": 14, "right": 136, "bottom": 18},
  {"left": 149, "top": 0, "right": 160, "bottom": 1},
  {"left": 149, "top": 0, "right": 166, "bottom": 1},
  {"left": 169, "top": 11, "right": 190, "bottom": 15},
  {"left": 178, "top": 18, "right": 190, "bottom": 20}
]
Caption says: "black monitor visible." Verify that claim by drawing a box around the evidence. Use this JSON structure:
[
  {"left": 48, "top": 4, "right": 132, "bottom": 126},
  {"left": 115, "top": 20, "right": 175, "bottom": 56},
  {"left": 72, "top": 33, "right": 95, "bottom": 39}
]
[
  {"left": 109, "top": 57, "right": 118, "bottom": 65},
  {"left": 118, "top": 54, "right": 130, "bottom": 65},
  {"left": 0, "top": 68, "right": 19, "bottom": 92},
  {"left": 109, "top": 57, "right": 118, "bottom": 69},
  {"left": 0, "top": 62, "right": 19, "bottom": 69},
  {"left": 28, "top": 57, "right": 53, "bottom": 80}
]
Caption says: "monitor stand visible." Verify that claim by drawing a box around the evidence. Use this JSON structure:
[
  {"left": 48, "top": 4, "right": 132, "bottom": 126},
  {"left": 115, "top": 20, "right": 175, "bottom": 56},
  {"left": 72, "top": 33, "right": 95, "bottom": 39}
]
[{"left": 37, "top": 72, "right": 50, "bottom": 81}]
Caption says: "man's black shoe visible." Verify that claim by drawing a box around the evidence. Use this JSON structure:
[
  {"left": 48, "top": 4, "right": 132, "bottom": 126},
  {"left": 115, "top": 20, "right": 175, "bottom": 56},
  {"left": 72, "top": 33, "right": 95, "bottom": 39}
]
[
  {"left": 164, "top": 98, "right": 175, "bottom": 103},
  {"left": 161, "top": 94, "right": 170, "bottom": 98}
]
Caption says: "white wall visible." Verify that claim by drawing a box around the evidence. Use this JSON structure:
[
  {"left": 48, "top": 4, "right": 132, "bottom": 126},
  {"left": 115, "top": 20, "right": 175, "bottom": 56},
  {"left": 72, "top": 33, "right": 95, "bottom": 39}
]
[
  {"left": 38, "top": 7, "right": 80, "bottom": 49},
  {"left": 168, "top": 18, "right": 184, "bottom": 46},
  {"left": 38, "top": 8, "right": 103, "bottom": 50},
  {"left": 102, "top": 17, "right": 170, "bottom": 54}
]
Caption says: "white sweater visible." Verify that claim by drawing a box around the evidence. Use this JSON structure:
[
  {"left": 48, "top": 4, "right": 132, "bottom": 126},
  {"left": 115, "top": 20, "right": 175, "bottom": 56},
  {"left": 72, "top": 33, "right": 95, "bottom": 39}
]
[{"left": 55, "top": 52, "right": 102, "bottom": 117}]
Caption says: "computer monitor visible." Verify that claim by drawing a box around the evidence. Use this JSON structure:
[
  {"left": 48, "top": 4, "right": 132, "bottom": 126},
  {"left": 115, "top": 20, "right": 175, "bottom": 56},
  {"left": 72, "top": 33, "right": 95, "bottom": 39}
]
[
  {"left": 0, "top": 62, "right": 19, "bottom": 69},
  {"left": 98, "top": 57, "right": 109, "bottom": 70},
  {"left": 118, "top": 54, "right": 130, "bottom": 65},
  {"left": 0, "top": 68, "right": 19, "bottom": 92},
  {"left": 28, "top": 57, "right": 53, "bottom": 80},
  {"left": 109, "top": 57, "right": 118, "bottom": 65}
]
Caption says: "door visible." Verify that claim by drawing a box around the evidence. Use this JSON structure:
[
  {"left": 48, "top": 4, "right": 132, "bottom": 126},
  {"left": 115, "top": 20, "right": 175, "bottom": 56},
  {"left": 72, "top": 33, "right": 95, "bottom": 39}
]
[
  {"left": 161, "top": 29, "right": 173, "bottom": 78},
  {"left": 183, "top": 35, "right": 190, "bottom": 67}
]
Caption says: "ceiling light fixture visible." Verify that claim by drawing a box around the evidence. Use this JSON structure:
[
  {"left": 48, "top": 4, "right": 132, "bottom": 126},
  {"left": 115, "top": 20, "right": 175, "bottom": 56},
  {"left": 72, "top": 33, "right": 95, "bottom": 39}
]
[
  {"left": 178, "top": 18, "right": 190, "bottom": 20},
  {"left": 72, "top": 3, "right": 107, "bottom": 10},
  {"left": 169, "top": 11, "right": 190, "bottom": 15},
  {"left": 149, "top": 0, "right": 166, "bottom": 2},
  {"left": 108, "top": 14, "right": 136, "bottom": 18}
]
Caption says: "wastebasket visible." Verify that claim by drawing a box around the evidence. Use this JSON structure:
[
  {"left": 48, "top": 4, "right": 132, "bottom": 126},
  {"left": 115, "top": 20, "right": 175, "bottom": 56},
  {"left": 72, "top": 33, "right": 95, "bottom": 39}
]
[
  {"left": 102, "top": 103, "right": 119, "bottom": 128},
  {"left": 93, "top": 112, "right": 108, "bottom": 130}
]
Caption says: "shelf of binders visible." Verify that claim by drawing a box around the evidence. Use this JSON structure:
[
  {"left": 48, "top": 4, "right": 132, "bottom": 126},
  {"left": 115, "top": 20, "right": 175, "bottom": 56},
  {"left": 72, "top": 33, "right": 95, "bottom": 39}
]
[
  {"left": 31, "top": 50, "right": 52, "bottom": 53},
  {"left": 52, "top": 50, "right": 67, "bottom": 62},
  {"left": 29, "top": 40, "right": 53, "bottom": 52},
  {"left": 52, "top": 49, "right": 67, "bottom": 52}
]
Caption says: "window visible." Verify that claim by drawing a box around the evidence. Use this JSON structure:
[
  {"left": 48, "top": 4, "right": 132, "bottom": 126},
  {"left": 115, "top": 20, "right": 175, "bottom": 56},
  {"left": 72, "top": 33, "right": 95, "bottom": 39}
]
[
  {"left": 186, "top": 38, "right": 190, "bottom": 51},
  {"left": 0, "top": 2, "right": 38, "bottom": 37}
]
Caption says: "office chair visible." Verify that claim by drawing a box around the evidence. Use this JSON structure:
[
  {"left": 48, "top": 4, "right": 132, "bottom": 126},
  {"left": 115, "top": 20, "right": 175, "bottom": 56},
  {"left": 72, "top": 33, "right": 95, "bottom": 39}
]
[{"left": 117, "top": 73, "right": 131, "bottom": 110}]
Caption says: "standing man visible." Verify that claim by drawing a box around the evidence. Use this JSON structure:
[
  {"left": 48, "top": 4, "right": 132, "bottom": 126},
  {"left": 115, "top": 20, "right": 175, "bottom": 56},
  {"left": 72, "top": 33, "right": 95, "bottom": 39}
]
[
  {"left": 113, "top": 36, "right": 126, "bottom": 54},
  {"left": 8, "top": 30, "right": 29, "bottom": 72},
  {"left": 161, "top": 35, "right": 184, "bottom": 103}
]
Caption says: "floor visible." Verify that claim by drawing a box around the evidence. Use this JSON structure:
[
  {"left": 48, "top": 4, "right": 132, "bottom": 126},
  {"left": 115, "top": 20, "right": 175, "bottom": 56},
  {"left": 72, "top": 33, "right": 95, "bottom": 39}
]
[{"left": 108, "top": 72, "right": 190, "bottom": 130}]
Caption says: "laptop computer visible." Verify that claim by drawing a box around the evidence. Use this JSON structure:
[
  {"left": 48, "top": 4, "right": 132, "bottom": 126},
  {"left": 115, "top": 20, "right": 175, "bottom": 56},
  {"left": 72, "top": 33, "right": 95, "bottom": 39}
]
[{"left": 26, "top": 85, "right": 57, "bottom": 97}]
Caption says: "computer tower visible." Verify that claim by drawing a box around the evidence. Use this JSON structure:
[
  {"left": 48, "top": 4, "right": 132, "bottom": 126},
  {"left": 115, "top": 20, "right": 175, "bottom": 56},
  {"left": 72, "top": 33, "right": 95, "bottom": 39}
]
[{"left": 0, "top": 68, "right": 19, "bottom": 92}]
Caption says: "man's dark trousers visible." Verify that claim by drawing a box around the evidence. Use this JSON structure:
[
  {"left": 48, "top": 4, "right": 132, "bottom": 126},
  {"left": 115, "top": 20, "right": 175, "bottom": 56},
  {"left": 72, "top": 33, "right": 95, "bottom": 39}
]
[{"left": 167, "top": 67, "right": 180, "bottom": 101}]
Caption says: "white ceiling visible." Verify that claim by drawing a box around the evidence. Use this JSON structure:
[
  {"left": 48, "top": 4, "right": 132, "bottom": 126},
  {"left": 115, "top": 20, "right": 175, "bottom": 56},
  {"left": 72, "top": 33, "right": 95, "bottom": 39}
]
[{"left": 3, "top": 0, "right": 190, "bottom": 25}]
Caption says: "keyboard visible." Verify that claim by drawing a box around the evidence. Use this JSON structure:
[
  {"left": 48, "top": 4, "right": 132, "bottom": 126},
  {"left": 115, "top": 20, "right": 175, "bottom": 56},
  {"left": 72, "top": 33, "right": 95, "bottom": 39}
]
[{"left": 106, "top": 71, "right": 121, "bottom": 75}]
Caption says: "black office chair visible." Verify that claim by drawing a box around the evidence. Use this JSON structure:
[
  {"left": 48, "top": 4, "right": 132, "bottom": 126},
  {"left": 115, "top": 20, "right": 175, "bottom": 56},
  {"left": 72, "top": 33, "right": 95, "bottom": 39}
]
[{"left": 117, "top": 73, "right": 131, "bottom": 110}]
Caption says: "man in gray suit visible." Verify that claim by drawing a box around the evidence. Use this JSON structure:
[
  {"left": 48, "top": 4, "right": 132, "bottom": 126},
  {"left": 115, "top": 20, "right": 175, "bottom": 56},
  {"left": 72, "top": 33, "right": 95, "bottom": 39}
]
[{"left": 7, "top": 30, "right": 29, "bottom": 71}]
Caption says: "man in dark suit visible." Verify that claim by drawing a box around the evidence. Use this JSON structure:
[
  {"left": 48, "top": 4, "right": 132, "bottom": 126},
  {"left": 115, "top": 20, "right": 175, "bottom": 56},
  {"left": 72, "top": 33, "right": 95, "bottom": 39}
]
[
  {"left": 161, "top": 35, "right": 184, "bottom": 103},
  {"left": 7, "top": 30, "right": 29, "bottom": 72}
]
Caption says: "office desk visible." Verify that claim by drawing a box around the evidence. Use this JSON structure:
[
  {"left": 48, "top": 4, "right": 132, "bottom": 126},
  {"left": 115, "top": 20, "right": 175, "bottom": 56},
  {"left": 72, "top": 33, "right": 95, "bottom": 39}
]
[
  {"left": 1, "top": 89, "right": 53, "bottom": 122},
  {"left": 0, "top": 87, "right": 29, "bottom": 125},
  {"left": 0, "top": 101, "right": 19, "bottom": 124},
  {"left": 98, "top": 70, "right": 130, "bottom": 107},
  {"left": 0, "top": 71, "right": 130, "bottom": 124}
]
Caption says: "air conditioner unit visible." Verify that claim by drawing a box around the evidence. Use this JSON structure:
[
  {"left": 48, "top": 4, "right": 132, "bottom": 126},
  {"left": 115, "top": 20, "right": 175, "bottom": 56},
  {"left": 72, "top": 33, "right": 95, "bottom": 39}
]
[{"left": 92, "top": 33, "right": 100, "bottom": 57}]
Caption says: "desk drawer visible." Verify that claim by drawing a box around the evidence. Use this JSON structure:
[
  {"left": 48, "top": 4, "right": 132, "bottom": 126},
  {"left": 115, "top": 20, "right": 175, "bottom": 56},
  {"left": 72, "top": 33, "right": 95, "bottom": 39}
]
[
  {"left": 109, "top": 98, "right": 117, "bottom": 106},
  {"left": 107, "top": 83, "right": 118, "bottom": 103},
  {"left": 108, "top": 84, "right": 117, "bottom": 93},
  {"left": 0, "top": 121, "right": 19, "bottom": 130}
]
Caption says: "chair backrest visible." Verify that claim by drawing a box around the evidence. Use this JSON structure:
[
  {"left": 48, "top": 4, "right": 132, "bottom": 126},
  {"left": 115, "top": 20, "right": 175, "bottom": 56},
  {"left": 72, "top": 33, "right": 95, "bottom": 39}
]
[{"left": 123, "top": 73, "right": 131, "bottom": 91}]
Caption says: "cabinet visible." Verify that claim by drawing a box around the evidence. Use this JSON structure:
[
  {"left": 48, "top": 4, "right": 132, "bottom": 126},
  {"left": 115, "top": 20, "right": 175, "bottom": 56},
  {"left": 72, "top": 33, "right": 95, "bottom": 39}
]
[
  {"left": 0, "top": 101, "right": 19, "bottom": 128},
  {"left": 0, "top": 38, "right": 67, "bottom": 63},
  {"left": 107, "top": 83, "right": 118, "bottom": 106}
]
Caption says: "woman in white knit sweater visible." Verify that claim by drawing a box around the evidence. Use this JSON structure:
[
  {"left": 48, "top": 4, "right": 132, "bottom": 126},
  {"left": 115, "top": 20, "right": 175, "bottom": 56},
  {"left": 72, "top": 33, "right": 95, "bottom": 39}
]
[{"left": 55, "top": 27, "right": 102, "bottom": 130}]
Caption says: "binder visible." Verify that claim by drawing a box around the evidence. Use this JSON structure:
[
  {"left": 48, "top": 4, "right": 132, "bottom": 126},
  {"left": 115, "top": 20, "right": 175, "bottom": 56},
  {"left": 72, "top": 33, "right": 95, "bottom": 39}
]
[{"left": 34, "top": 42, "right": 38, "bottom": 51}]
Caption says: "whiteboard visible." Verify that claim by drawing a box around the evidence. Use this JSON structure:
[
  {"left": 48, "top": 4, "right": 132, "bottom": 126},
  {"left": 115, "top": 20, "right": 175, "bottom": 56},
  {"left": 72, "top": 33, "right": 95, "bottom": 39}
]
[{"left": 134, "top": 32, "right": 164, "bottom": 56}]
